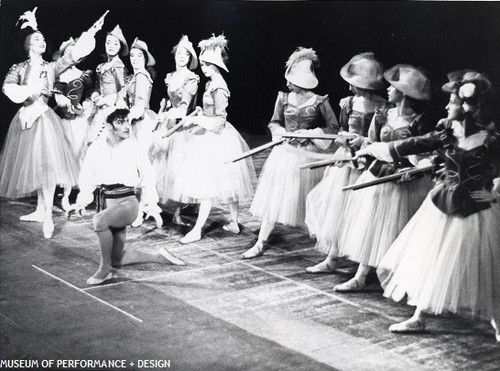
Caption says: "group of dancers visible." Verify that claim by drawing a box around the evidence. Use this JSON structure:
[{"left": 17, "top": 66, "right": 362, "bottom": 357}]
[{"left": 1, "top": 8, "right": 499, "bottom": 341}]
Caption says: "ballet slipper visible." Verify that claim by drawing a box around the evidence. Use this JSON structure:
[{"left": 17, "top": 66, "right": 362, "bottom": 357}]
[
  {"left": 242, "top": 242, "right": 267, "bottom": 259},
  {"left": 180, "top": 229, "right": 201, "bottom": 244},
  {"left": 305, "top": 259, "right": 337, "bottom": 274},
  {"left": 42, "top": 216, "right": 54, "bottom": 239},
  {"left": 86, "top": 272, "right": 113, "bottom": 285},
  {"left": 333, "top": 277, "right": 365, "bottom": 292},
  {"left": 20, "top": 209, "right": 45, "bottom": 222},
  {"left": 222, "top": 221, "right": 240, "bottom": 234},
  {"left": 389, "top": 317, "right": 426, "bottom": 333},
  {"left": 159, "top": 247, "right": 185, "bottom": 266},
  {"left": 131, "top": 212, "right": 144, "bottom": 227},
  {"left": 144, "top": 211, "right": 163, "bottom": 229}
]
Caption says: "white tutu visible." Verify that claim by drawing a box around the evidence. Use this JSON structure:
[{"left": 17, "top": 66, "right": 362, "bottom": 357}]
[
  {"left": 60, "top": 113, "right": 92, "bottom": 168},
  {"left": 338, "top": 170, "right": 433, "bottom": 267},
  {"left": 0, "top": 108, "right": 79, "bottom": 197},
  {"left": 170, "top": 122, "right": 255, "bottom": 204},
  {"left": 378, "top": 192, "right": 500, "bottom": 321},
  {"left": 305, "top": 161, "right": 361, "bottom": 254},
  {"left": 250, "top": 142, "right": 334, "bottom": 227},
  {"left": 154, "top": 128, "right": 190, "bottom": 203}
]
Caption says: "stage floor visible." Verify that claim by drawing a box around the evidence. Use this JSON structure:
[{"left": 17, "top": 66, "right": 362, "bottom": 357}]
[{"left": 1, "top": 133, "right": 499, "bottom": 371}]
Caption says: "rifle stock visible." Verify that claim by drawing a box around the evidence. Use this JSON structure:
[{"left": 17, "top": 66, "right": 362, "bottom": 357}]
[
  {"left": 281, "top": 132, "right": 356, "bottom": 140},
  {"left": 342, "top": 164, "right": 435, "bottom": 191},
  {"left": 161, "top": 106, "right": 201, "bottom": 138}
]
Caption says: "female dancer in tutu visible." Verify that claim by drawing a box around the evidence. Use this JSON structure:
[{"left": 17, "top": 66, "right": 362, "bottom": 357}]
[
  {"left": 117, "top": 38, "right": 162, "bottom": 227},
  {"left": 86, "top": 25, "right": 128, "bottom": 148},
  {"left": 170, "top": 34, "right": 256, "bottom": 244},
  {"left": 356, "top": 71, "right": 500, "bottom": 341},
  {"left": 244, "top": 47, "right": 339, "bottom": 259},
  {"left": 333, "top": 64, "right": 435, "bottom": 291},
  {"left": 52, "top": 38, "right": 94, "bottom": 210},
  {"left": 0, "top": 8, "right": 103, "bottom": 238},
  {"left": 153, "top": 35, "right": 199, "bottom": 226},
  {"left": 305, "top": 52, "right": 387, "bottom": 273}
]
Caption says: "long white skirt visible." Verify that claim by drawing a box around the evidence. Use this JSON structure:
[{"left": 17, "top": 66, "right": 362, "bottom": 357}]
[
  {"left": 305, "top": 163, "right": 361, "bottom": 254},
  {"left": 378, "top": 191, "right": 500, "bottom": 321},
  {"left": 0, "top": 108, "right": 78, "bottom": 197},
  {"left": 250, "top": 143, "right": 333, "bottom": 227},
  {"left": 338, "top": 170, "right": 433, "bottom": 267},
  {"left": 170, "top": 122, "right": 255, "bottom": 204}
]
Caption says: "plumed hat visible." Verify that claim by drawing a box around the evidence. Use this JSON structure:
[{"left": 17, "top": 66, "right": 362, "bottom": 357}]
[
  {"left": 340, "top": 52, "right": 385, "bottom": 90},
  {"left": 384, "top": 64, "right": 432, "bottom": 101},
  {"left": 52, "top": 37, "right": 76, "bottom": 61},
  {"left": 441, "top": 69, "right": 475, "bottom": 93},
  {"left": 175, "top": 35, "right": 198, "bottom": 70},
  {"left": 130, "top": 37, "right": 156, "bottom": 66},
  {"left": 284, "top": 47, "right": 319, "bottom": 90},
  {"left": 199, "top": 34, "right": 228, "bottom": 72},
  {"left": 458, "top": 71, "right": 493, "bottom": 100},
  {"left": 107, "top": 25, "right": 128, "bottom": 56}
]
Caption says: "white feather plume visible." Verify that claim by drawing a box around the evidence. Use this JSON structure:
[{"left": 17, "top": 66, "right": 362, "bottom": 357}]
[{"left": 16, "top": 7, "right": 39, "bottom": 31}]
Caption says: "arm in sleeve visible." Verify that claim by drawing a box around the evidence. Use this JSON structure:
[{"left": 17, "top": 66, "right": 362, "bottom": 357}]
[
  {"left": 2, "top": 64, "right": 31, "bottom": 103},
  {"left": 267, "top": 92, "right": 286, "bottom": 136},
  {"left": 318, "top": 96, "right": 339, "bottom": 134},
  {"left": 389, "top": 121, "right": 448, "bottom": 162},
  {"left": 129, "top": 72, "right": 151, "bottom": 119}
]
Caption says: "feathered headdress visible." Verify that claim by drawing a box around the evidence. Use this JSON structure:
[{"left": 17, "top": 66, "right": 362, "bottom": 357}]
[
  {"left": 284, "top": 47, "right": 319, "bottom": 90},
  {"left": 198, "top": 34, "right": 228, "bottom": 72},
  {"left": 285, "top": 47, "right": 319, "bottom": 71},
  {"left": 16, "top": 7, "right": 39, "bottom": 31}
]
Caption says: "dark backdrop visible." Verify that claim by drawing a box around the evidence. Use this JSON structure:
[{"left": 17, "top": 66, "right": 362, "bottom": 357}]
[{"left": 1, "top": 0, "right": 500, "bottom": 145}]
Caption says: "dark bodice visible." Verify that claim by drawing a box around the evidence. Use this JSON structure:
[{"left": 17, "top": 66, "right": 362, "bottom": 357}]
[
  {"left": 390, "top": 119, "right": 500, "bottom": 216},
  {"left": 368, "top": 107, "right": 433, "bottom": 177},
  {"left": 54, "top": 70, "right": 93, "bottom": 119},
  {"left": 339, "top": 96, "right": 387, "bottom": 136}
]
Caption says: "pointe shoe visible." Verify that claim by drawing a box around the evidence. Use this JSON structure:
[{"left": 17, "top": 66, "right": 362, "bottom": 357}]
[
  {"left": 86, "top": 272, "right": 113, "bottom": 285},
  {"left": 20, "top": 210, "right": 45, "bottom": 222},
  {"left": 305, "top": 260, "right": 337, "bottom": 274},
  {"left": 389, "top": 317, "right": 426, "bottom": 333},
  {"left": 491, "top": 319, "right": 500, "bottom": 342},
  {"left": 61, "top": 197, "right": 71, "bottom": 211},
  {"left": 131, "top": 213, "right": 144, "bottom": 227},
  {"left": 333, "top": 277, "right": 365, "bottom": 292},
  {"left": 159, "top": 247, "right": 186, "bottom": 266},
  {"left": 242, "top": 242, "right": 266, "bottom": 259},
  {"left": 180, "top": 229, "right": 201, "bottom": 244},
  {"left": 43, "top": 217, "right": 54, "bottom": 239},
  {"left": 222, "top": 222, "right": 240, "bottom": 234}
]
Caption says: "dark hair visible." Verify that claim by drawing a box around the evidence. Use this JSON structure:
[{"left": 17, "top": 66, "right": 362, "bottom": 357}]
[
  {"left": 106, "top": 108, "right": 130, "bottom": 128},
  {"left": 23, "top": 31, "right": 43, "bottom": 54},
  {"left": 171, "top": 45, "right": 193, "bottom": 67}
]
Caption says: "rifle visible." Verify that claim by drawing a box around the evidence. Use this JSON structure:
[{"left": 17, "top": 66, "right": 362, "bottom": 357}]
[
  {"left": 281, "top": 132, "right": 356, "bottom": 140},
  {"left": 225, "top": 138, "right": 287, "bottom": 164},
  {"left": 299, "top": 156, "right": 353, "bottom": 170},
  {"left": 342, "top": 164, "right": 435, "bottom": 191},
  {"left": 161, "top": 106, "right": 202, "bottom": 138}
]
